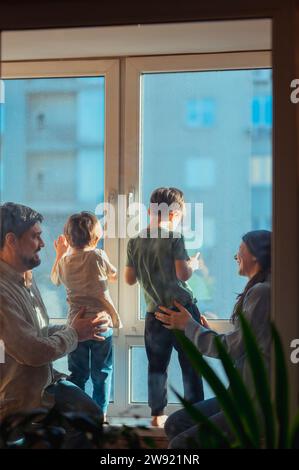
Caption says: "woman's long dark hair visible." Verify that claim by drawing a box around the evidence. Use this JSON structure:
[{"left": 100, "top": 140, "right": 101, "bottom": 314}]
[
  {"left": 230, "top": 230, "right": 271, "bottom": 324},
  {"left": 230, "top": 268, "right": 270, "bottom": 324}
]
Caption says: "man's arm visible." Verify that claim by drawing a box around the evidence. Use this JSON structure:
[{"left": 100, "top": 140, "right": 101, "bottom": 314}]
[
  {"left": 1, "top": 295, "right": 110, "bottom": 367},
  {"left": 47, "top": 324, "right": 66, "bottom": 335},
  {"left": 0, "top": 293, "right": 78, "bottom": 367}
]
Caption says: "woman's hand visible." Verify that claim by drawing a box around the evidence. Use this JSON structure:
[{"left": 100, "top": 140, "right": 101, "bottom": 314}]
[
  {"left": 155, "top": 300, "right": 192, "bottom": 330},
  {"left": 54, "top": 234, "right": 68, "bottom": 259}
]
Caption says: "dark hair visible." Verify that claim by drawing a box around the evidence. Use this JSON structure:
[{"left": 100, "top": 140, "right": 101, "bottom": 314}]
[
  {"left": 64, "top": 212, "right": 100, "bottom": 249},
  {"left": 0, "top": 202, "right": 43, "bottom": 249},
  {"left": 242, "top": 230, "right": 271, "bottom": 271},
  {"left": 231, "top": 230, "right": 271, "bottom": 323},
  {"left": 150, "top": 187, "right": 185, "bottom": 210}
]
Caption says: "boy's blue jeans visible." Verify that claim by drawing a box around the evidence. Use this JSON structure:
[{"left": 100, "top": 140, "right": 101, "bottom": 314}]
[
  {"left": 68, "top": 329, "right": 113, "bottom": 414},
  {"left": 145, "top": 303, "right": 204, "bottom": 416}
]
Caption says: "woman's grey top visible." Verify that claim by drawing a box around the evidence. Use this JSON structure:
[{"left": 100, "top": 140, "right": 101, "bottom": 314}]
[{"left": 185, "top": 275, "right": 271, "bottom": 400}]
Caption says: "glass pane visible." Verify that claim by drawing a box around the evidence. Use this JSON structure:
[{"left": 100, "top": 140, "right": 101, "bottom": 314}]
[
  {"left": 130, "top": 346, "right": 228, "bottom": 403},
  {"left": 140, "top": 69, "right": 272, "bottom": 320},
  {"left": 0, "top": 77, "right": 105, "bottom": 318}
]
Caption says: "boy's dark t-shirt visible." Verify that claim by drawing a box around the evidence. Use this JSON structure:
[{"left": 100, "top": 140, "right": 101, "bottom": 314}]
[{"left": 126, "top": 227, "right": 195, "bottom": 313}]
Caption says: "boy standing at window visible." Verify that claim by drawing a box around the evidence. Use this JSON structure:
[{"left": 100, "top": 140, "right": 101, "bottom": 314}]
[{"left": 125, "top": 187, "right": 204, "bottom": 427}]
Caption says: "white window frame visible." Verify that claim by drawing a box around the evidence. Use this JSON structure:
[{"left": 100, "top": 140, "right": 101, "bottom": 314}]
[
  {"left": 1, "top": 59, "right": 120, "bottom": 316},
  {"left": 121, "top": 51, "right": 272, "bottom": 334},
  {"left": 119, "top": 52, "right": 271, "bottom": 416},
  {"left": 1, "top": 59, "right": 123, "bottom": 416},
  {"left": 1, "top": 51, "right": 272, "bottom": 418}
]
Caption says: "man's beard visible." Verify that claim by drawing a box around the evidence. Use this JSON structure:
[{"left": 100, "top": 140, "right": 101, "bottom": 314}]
[{"left": 21, "top": 253, "right": 41, "bottom": 270}]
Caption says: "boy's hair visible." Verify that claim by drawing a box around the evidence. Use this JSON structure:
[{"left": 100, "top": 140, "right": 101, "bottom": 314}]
[
  {"left": 0, "top": 202, "right": 43, "bottom": 249},
  {"left": 150, "top": 187, "right": 185, "bottom": 211},
  {"left": 64, "top": 211, "right": 100, "bottom": 249}
]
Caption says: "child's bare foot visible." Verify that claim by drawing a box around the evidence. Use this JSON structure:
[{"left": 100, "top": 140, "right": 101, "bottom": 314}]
[
  {"left": 151, "top": 415, "right": 168, "bottom": 427},
  {"left": 100, "top": 413, "right": 109, "bottom": 425}
]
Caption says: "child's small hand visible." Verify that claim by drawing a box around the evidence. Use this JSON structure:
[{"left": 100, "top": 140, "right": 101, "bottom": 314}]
[
  {"left": 189, "top": 252, "right": 201, "bottom": 271},
  {"left": 199, "top": 314, "right": 210, "bottom": 328},
  {"left": 54, "top": 235, "right": 68, "bottom": 258}
]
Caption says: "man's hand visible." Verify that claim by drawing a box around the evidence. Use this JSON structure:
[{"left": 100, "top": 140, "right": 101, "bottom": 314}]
[
  {"left": 98, "top": 312, "right": 113, "bottom": 328},
  {"left": 155, "top": 300, "right": 192, "bottom": 331},
  {"left": 54, "top": 235, "right": 68, "bottom": 259},
  {"left": 70, "top": 308, "right": 111, "bottom": 342}
]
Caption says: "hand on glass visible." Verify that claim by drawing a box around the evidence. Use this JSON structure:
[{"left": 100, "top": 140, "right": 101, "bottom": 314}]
[
  {"left": 189, "top": 252, "right": 201, "bottom": 271},
  {"left": 54, "top": 234, "right": 68, "bottom": 258},
  {"left": 155, "top": 300, "right": 192, "bottom": 331}
]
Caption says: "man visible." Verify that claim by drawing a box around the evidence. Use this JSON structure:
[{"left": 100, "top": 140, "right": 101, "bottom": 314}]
[{"left": 0, "top": 202, "right": 109, "bottom": 424}]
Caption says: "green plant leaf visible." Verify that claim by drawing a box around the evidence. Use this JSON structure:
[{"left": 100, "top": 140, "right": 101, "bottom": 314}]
[
  {"left": 142, "top": 436, "right": 157, "bottom": 449},
  {"left": 174, "top": 330, "right": 256, "bottom": 448},
  {"left": 173, "top": 389, "right": 232, "bottom": 448},
  {"left": 214, "top": 336, "right": 260, "bottom": 447},
  {"left": 238, "top": 313, "right": 276, "bottom": 448},
  {"left": 271, "top": 324, "right": 289, "bottom": 448},
  {"left": 289, "top": 409, "right": 299, "bottom": 449}
]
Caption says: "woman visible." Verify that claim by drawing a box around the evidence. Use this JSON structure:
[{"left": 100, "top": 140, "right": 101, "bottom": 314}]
[{"left": 155, "top": 230, "right": 271, "bottom": 448}]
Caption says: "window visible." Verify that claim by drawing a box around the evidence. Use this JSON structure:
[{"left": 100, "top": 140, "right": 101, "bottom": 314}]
[
  {"left": 0, "top": 59, "right": 120, "bottom": 414},
  {"left": 1, "top": 52, "right": 272, "bottom": 417},
  {"left": 122, "top": 53, "right": 272, "bottom": 414},
  {"left": 186, "top": 158, "right": 216, "bottom": 189},
  {"left": 139, "top": 66, "right": 272, "bottom": 319},
  {"left": 1, "top": 76, "right": 105, "bottom": 318},
  {"left": 130, "top": 346, "right": 228, "bottom": 403},
  {"left": 250, "top": 156, "right": 272, "bottom": 185}
]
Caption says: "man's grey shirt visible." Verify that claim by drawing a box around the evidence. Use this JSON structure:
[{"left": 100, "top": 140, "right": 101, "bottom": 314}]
[
  {"left": 0, "top": 259, "right": 78, "bottom": 420},
  {"left": 185, "top": 275, "right": 271, "bottom": 400}
]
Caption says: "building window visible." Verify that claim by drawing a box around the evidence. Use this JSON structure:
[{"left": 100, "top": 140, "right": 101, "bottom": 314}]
[
  {"left": 251, "top": 95, "right": 272, "bottom": 127},
  {"left": 186, "top": 98, "right": 215, "bottom": 128},
  {"left": 250, "top": 156, "right": 272, "bottom": 185}
]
